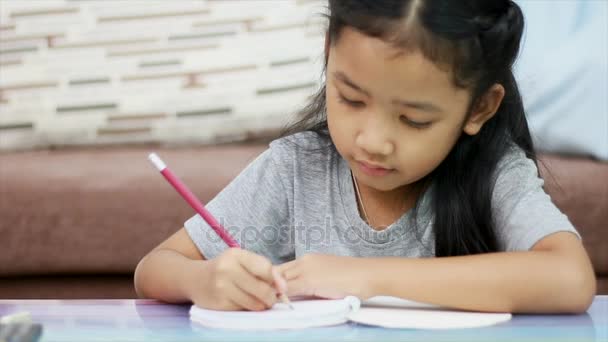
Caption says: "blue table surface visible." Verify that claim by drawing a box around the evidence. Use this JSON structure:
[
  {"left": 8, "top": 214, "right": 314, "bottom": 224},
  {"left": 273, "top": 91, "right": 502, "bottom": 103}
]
[{"left": 0, "top": 296, "right": 606, "bottom": 342}]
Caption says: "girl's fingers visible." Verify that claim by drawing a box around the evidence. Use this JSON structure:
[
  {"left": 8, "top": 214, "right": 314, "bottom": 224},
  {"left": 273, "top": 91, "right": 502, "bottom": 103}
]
[
  {"left": 276, "top": 260, "right": 296, "bottom": 272},
  {"left": 234, "top": 264, "right": 278, "bottom": 308},
  {"left": 276, "top": 260, "right": 299, "bottom": 280},
  {"left": 280, "top": 264, "right": 300, "bottom": 281},
  {"left": 227, "top": 282, "right": 269, "bottom": 311},
  {"left": 237, "top": 250, "right": 275, "bottom": 283},
  {"left": 283, "top": 268, "right": 299, "bottom": 281},
  {"left": 272, "top": 267, "right": 287, "bottom": 293},
  {"left": 284, "top": 276, "right": 312, "bottom": 297}
]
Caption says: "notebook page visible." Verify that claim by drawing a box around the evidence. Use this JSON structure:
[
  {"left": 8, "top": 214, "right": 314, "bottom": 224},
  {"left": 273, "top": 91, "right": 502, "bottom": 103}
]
[
  {"left": 350, "top": 296, "right": 512, "bottom": 329},
  {"left": 190, "top": 296, "right": 360, "bottom": 330}
]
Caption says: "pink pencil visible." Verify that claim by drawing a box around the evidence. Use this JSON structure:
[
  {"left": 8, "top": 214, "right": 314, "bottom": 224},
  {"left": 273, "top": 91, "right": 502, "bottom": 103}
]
[
  {"left": 148, "top": 152, "right": 293, "bottom": 309},
  {"left": 148, "top": 152, "right": 240, "bottom": 248}
]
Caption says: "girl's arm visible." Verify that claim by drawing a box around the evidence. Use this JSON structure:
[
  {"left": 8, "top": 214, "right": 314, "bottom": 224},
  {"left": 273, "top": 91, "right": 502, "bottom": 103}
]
[
  {"left": 281, "top": 231, "right": 596, "bottom": 313},
  {"left": 134, "top": 227, "right": 208, "bottom": 303},
  {"left": 370, "top": 232, "right": 595, "bottom": 313}
]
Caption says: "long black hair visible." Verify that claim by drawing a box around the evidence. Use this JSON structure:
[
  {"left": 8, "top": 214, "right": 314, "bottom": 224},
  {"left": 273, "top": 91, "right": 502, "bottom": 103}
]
[{"left": 282, "top": 0, "right": 535, "bottom": 257}]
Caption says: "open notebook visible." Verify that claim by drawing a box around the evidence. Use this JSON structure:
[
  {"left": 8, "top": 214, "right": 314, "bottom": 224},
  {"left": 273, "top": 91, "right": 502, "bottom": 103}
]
[{"left": 189, "top": 296, "right": 512, "bottom": 330}]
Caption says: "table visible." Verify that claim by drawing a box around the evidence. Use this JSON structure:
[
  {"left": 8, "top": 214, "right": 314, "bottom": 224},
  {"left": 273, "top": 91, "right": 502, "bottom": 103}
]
[{"left": 1, "top": 296, "right": 606, "bottom": 342}]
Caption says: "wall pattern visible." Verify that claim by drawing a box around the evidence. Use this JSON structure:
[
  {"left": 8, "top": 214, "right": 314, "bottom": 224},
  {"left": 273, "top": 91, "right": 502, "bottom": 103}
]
[{"left": 0, "top": 0, "right": 327, "bottom": 150}]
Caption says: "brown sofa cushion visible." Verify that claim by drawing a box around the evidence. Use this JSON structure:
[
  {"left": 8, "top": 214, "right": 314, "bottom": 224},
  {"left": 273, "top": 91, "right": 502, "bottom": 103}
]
[
  {"left": 539, "top": 154, "right": 608, "bottom": 277},
  {"left": 0, "top": 275, "right": 136, "bottom": 299},
  {"left": 0, "top": 144, "right": 266, "bottom": 276},
  {"left": 0, "top": 146, "right": 606, "bottom": 283}
]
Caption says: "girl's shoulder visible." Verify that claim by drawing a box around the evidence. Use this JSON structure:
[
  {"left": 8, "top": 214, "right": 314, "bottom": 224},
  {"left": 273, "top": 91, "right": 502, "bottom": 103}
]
[
  {"left": 494, "top": 144, "right": 538, "bottom": 182},
  {"left": 490, "top": 145, "right": 580, "bottom": 252},
  {"left": 491, "top": 143, "right": 544, "bottom": 208}
]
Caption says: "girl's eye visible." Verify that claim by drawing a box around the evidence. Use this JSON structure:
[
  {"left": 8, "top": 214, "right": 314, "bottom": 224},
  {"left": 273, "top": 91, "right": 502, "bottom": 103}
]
[
  {"left": 399, "top": 116, "right": 432, "bottom": 129},
  {"left": 338, "top": 94, "right": 365, "bottom": 108},
  {"left": 338, "top": 91, "right": 431, "bottom": 129}
]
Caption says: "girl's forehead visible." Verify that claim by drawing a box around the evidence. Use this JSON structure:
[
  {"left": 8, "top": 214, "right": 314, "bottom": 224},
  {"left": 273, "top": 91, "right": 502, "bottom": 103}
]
[{"left": 330, "top": 27, "right": 466, "bottom": 101}]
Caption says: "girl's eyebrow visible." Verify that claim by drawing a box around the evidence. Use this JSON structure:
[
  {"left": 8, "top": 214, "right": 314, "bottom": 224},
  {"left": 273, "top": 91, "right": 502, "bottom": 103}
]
[
  {"left": 392, "top": 99, "right": 443, "bottom": 114},
  {"left": 333, "top": 71, "right": 443, "bottom": 114},
  {"left": 333, "top": 71, "right": 371, "bottom": 96}
]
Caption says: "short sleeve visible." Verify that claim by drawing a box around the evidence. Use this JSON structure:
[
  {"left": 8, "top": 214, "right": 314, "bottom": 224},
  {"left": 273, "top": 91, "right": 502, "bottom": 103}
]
[
  {"left": 492, "top": 148, "right": 581, "bottom": 252},
  {"left": 184, "top": 142, "right": 294, "bottom": 264}
]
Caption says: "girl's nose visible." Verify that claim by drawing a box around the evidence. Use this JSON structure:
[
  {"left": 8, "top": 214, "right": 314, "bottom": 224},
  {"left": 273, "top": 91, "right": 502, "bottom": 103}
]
[{"left": 355, "top": 125, "right": 395, "bottom": 157}]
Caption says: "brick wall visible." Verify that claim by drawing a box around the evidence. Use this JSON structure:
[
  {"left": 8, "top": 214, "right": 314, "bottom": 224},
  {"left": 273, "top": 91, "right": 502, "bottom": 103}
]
[{"left": 0, "top": 0, "right": 326, "bottom": 150}]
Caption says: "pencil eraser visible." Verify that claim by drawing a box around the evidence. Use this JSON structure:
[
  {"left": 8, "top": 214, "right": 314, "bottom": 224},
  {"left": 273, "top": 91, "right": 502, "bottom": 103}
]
[{"left": 148, "top": 153, "right": 167, "bottom": 171}]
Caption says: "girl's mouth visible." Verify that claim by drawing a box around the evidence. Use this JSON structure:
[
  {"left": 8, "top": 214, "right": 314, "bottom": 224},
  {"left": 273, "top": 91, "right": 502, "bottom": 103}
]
[{"left": 357, "top": 160, "right": 394, "bottom": 176}]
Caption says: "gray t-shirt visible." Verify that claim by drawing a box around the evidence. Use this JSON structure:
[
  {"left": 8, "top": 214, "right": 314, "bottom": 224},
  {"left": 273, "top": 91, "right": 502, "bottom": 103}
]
[{"left": 185, "top": 131, "right": 579, "bottom": 264}]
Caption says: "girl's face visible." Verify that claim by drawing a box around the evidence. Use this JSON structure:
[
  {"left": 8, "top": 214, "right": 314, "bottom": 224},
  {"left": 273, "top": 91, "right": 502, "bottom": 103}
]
[{"left": 327, "top": 27, "right": 497, "bottom": 194}]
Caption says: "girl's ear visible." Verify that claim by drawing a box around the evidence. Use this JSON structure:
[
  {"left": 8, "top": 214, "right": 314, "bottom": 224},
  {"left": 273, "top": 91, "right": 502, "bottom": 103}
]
[{"left": 463, "top": 84, "right": 505, "bottom": 136}]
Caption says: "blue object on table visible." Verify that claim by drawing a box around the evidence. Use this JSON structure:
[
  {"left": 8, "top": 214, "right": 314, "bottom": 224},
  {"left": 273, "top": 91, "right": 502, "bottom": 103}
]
[
  {"left": 0, "top": 323, "right": 42, "bottom": 342},
  {"left": 0, "top": 297, "right": 605, "bottom": 342}
]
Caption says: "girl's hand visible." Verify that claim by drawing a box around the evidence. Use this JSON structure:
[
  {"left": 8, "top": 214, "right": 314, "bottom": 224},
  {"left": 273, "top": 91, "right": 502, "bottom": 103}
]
[
  {"left": 188, "top": 248, "right": 281, "bottom": 311},
  {"left": 277, "top": 254, "right": 374, "bottom": 300}
]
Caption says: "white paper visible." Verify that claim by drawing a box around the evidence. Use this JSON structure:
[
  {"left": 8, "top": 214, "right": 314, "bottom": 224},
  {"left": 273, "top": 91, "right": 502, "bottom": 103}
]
[
  {"left": 349, "top": 296, "right": 512, "bottom": 329},
  {"left": 190, "top": 296, "right": 512, "bottom": 330},
  {"left": 189, "top": 296, "right": 360, "bottom": 330}
]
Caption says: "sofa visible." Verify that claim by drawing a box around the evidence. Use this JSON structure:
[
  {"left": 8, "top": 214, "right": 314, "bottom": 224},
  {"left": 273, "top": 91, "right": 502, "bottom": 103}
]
[{"left": 0, "top": 143, "right": 606, "bottom": 298}]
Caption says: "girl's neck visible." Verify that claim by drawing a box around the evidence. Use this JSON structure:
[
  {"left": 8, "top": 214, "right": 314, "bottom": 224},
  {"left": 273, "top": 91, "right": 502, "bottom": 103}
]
[{"left": 352, "top": 174, "right": 424, "bottom": 230}]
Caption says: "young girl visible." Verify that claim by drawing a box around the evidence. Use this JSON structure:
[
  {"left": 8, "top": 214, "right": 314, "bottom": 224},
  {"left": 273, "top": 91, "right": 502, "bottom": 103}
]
[{"left": 134, "top": 0, "right": 596, "bottom": 313}]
